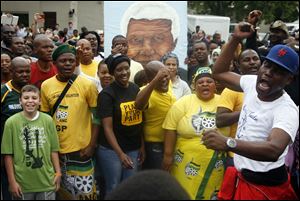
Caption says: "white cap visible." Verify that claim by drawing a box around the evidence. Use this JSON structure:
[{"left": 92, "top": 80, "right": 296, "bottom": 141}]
[{"left": 121, "top": 1, "right": 180, "bottom": 41}]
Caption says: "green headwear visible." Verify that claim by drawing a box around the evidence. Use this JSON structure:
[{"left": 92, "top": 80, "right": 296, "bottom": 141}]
[
  {"left": 52, "top": 44, "right": 76, "bottom": 61},
  {"left": 193, "top": 67, "right": 212, "bottom": 82}
]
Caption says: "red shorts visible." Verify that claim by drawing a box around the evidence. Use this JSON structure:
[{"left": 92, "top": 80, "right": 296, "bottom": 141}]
[{"left": 218, "top": 167, "right": 298, "bottom": 200}]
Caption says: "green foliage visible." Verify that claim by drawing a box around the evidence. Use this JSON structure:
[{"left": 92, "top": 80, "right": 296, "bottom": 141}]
[{"left": 188, "top": 1, "right": 299, "bottom": 23}]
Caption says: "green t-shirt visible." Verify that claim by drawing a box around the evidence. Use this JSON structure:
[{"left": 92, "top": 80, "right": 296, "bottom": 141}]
[{"left": 1, "top": 112, "right": 60, "bottom": 193}]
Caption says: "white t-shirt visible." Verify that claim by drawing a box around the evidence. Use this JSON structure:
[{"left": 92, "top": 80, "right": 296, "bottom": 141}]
[
  {"left": 94, "top": 55, "right": 103, "bottom": 63},
  {"left": 74, "top": 65, "right": 102, "bottom": 93},
  {"left": 234, "top": 75, "right": 299, "bottom": 172}
]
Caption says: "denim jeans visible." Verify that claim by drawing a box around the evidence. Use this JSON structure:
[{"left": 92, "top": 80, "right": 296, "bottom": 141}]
[
  {"left": 97, "top": 146, "right": 139, "bottom": 195},
  {"left": 142, "top": 142, "right": 164, "bottom": 170}
]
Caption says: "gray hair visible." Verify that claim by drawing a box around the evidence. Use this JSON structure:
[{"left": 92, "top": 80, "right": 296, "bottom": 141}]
[{"left": 160, "top": 52, "right": 179, "bottom": 66}]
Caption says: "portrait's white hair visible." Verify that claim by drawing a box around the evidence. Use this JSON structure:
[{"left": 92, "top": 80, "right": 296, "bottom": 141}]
[{"left": 121, "top": 1, "right": 180, "bottom": 41}]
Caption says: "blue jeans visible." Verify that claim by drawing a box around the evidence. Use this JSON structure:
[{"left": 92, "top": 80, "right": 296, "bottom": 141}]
[
  {"left": 97, "top": 146, "right": 139, "bottom": 195},
  {"left": 142, "top": 142, "right": 164, "bottom": 170}
]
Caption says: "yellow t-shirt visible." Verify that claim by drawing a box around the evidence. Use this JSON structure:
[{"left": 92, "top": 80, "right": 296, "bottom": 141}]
[
  {"left": 41, "top": 75, "right": 98, "bottom": 154},
  {"left": 163, "top": 94, "right": 220, "bottom": 138},
  {"left": 162, "top": 94, "right": 224, "bottom": 200},
  {"left": 142, "top": 84, "right": 176, "bottom": 142},
  {"left": 218, "top": 88, "right": 243, "bottom": 157},
  {"left": 218, "top": 88, "right": 243, "bottom": 138},
  {"left": 80, "top": 60, "right": 99, "bottom": 78}
]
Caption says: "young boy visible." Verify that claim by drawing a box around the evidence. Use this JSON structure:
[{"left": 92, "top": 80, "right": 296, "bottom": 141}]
[{"left": 1, "top": 85, "right": 61, "bottom": 200}]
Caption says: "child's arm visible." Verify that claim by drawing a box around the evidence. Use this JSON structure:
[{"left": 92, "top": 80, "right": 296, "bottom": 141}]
[
  {"left": 51, "top": 152, "right": 61, "bottom": 191},
  {"left": 4, "top": 155, "right": 22, "bottom": 198}
]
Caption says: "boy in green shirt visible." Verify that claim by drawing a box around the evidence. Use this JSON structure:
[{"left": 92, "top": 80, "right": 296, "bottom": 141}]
[{"left": 1, "top": 85, "right": 61, "bottom": 200}]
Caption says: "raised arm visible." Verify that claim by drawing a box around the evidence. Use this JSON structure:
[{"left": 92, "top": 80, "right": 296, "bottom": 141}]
[
  {"left": 212, "top": 22, "right": 255, "bottom": 92},
  {"left": 135, "top": 68, "right": 169, "bottom": 110}
]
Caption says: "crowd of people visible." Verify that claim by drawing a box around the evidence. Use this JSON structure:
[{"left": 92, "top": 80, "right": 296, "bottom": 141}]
[{"left": 1, "top": 9, "right": 299, "bottom": 200}]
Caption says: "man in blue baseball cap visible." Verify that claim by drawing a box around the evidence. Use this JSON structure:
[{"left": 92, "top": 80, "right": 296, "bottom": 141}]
[{"left": 201, "top": 22, "right": 299, "bottom": 200}]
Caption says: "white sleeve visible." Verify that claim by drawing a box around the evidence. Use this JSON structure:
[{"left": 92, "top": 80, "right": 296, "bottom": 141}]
[
  {"left": 273, "top": 104, "right": 299, "bottom": 142},
  {"left": 240, "top": 75, "right": 257, "bottom": 93}
]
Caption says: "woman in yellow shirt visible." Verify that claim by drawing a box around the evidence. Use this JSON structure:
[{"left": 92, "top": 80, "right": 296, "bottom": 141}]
[{"left": 162, "top": 67, "right": 225, "bottom": 200}]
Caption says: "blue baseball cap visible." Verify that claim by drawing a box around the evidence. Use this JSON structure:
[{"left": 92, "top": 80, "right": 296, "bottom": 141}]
[{"left": 265, "top": 44, "right": 299, "bottom": 75}]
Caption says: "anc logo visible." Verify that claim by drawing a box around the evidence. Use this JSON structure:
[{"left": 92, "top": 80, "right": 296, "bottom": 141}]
[
  {"left": 174, "top": 149, "right": 184, "bottom": 164},
  {"left": 75, "top": 175, "right": 93, "bottom": 193},
  {"left": 185, "top": 160, "right": 200, "bottom": 177},
  {"left": 56, "top": 105, "right": 68, "bottom": 122},
  {"left": 191, "top": 108, "right": 216, "bottom": 135}
]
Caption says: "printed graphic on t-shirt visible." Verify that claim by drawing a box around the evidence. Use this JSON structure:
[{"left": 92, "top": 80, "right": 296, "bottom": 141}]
[
  {"left": 191, "top": 107, "right": 216, "bottom": 135},
  {"left": 174, "top": 149, "right": 184, "bottom": 164},
  {"left": 20, "top": 124, "right": 45, "bottom": 169},
  {"left": 8, "top": 103, "right": 22, "bottom": 110},
  {"left": 237, "top": 105, "right": 247, "bottom": 139},
  {"left": 56, "top": 105, "right": 68, "bottom": 123},
  {"left": 185, "top": 160, "right": 200, "bottom": 177},
  {"left": 120, "top": 101, "right": 142, "bottom": 126}
]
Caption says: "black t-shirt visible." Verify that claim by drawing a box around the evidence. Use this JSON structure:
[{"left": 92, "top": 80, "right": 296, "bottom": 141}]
[{"left": 98, "top": 81, "right": 143, "bottom": 151}]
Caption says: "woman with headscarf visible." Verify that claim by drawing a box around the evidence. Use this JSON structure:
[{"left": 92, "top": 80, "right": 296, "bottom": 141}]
[{"left": 162, "top": 67, "right": 226, "bottom": 200}]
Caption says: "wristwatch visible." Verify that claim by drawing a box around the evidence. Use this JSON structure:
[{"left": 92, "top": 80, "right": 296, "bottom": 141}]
[{"left": 226, "top": 137, "right": 237, "bottom": 149}]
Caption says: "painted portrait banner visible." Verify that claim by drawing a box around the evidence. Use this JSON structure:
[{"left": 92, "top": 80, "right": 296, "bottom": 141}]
[{"left": 104, "top": 1, "right": 187, "bottom": 69}]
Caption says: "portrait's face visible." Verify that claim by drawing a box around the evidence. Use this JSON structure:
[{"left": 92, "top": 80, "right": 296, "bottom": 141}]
[{"left": 126, "top": 18, "right": 175, "bottom": 67}]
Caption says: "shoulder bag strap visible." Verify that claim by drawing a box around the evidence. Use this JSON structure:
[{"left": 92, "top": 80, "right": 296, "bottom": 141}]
[{"left": 51, "top": 74, "right": 78, "bottom": 116}]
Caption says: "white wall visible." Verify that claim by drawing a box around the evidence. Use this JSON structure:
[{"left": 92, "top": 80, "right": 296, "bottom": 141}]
[
  {"left": 78, "top": 1, "right": 103, "bottom": 31},
  {"left": 1, "top": 1, "right": 104, "bottom": 31}
]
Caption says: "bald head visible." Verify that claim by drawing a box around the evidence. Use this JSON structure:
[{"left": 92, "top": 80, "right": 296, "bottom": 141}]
[
  {"left": 145, "top": 61, "right": 165, "bottom": 81},
  {"left": 10, "top": 57, "right": 31, "bottom": 88},
  {"left": 11, "top": 56, "right": 30, "bottom": 69},
  {"left": 77, "top": 39, "right": 92, "bottom": 48},
  {"left": 76, "top": 39, "right": 93, "bottom": 64},
  {"left": 33, "top": 34, "right": 52, "bottom": 48}
]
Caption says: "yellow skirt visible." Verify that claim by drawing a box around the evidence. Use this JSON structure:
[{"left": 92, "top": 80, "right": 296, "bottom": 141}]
[{"left": 171, "top": 137, "right": 225, "bottom": 200}]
